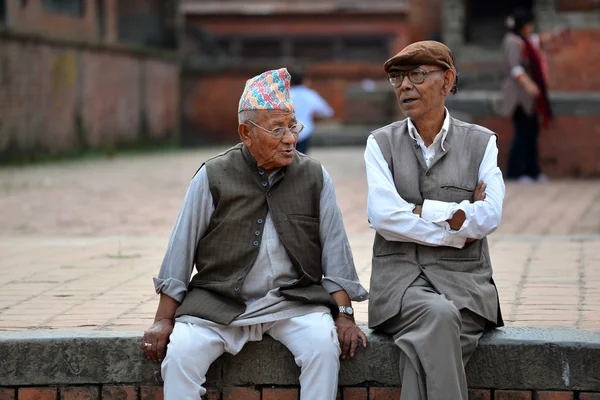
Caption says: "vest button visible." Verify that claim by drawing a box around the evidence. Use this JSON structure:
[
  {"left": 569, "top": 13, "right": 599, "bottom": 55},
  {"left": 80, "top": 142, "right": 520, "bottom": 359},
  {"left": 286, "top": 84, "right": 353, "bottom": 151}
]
[
  {"left": 237, "top": 276, "right": 243, "bottom": 281},
  {"left": 234, "top": 286, "right": 240, "bottom": 292},
  {"left": 257, "top": 219, "right": 263, "bottom": 224},
  {"left": 253, "top": 241, "right": 259, "bottom": 246},
  {"left": 258, "top": 169, "right": 265, "bottom": 175},
  {"left": 255, "top": 231, "right": 261, "bottom": 236},
  {"left": 426, "top": 171, "right": 431, "bottom": 177},
  {"left": 262, "top": 181, "right": 268, "bottom": 187}
]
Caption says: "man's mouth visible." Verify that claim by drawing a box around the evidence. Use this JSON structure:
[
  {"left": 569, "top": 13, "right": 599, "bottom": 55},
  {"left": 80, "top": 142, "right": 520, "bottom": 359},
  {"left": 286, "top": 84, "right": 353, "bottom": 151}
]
[{"left": 402, "top": 98, "right": 418, "bottom": 104}]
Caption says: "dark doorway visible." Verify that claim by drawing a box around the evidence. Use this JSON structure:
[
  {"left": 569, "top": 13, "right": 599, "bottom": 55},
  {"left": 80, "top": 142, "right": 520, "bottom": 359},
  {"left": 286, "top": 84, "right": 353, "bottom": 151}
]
[
  {"left": 465, "top": 0, "right": 534, "bottom": 48},
  {"left": 0, "top": 0, "right": 6, "bottom": 25}
]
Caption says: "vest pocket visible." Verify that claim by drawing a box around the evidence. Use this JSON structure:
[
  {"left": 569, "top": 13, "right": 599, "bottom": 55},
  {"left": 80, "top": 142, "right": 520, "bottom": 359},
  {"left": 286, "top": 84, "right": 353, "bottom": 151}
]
[
  {"left": 286, "top": 214, "right": 319, "bottom": 223},
  {"left": 438, "top": 185, "right": 476, "bottom": 203},
  {"left": 373, "top": 240, "right": 407, "bottom": 257},
  {"left": 440, "top": 185, "right": 475, "bottom": 193},
  {"left": 437, "top": 240, "right": 481, "bottom": 261}
]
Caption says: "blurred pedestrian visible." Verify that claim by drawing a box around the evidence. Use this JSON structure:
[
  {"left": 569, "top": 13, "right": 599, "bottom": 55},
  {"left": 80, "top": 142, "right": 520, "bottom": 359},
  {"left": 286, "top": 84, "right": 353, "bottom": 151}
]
[
  {"left": 289, "top": 71, "right": 334, "bottom": 154},
  {"left": 501, "top": 7, "right": 571, "bottom": 183}
]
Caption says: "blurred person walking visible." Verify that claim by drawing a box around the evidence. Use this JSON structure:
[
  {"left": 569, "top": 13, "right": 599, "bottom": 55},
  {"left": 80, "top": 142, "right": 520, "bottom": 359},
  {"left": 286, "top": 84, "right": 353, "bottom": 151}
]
[
  {"left": 501, "top": 7, "right": 570, "bottom": 183},
  {"left": 289, "top": 71, "right": 334, "bottom": 154}
]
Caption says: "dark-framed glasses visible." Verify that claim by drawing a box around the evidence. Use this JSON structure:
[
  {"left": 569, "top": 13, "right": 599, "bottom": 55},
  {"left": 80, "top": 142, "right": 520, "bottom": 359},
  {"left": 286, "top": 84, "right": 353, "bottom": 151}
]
[
  {"left": 388, "top": 68, "right": 445, "bottom": 88},
  {"left": 249, "top": 121, "right": 305, "bottom": 139}
]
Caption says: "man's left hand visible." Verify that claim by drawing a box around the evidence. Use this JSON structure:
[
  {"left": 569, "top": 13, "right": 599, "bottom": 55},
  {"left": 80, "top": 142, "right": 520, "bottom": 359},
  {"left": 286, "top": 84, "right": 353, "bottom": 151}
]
[{"left": 335, "top": 315, "right": 368, "bottom": 359}]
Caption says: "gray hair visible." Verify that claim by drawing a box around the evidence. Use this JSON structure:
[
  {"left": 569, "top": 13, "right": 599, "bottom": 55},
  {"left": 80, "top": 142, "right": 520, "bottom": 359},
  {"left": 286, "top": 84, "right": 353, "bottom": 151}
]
[{"left": 238, "top": 110, "right": 261, "bottom": 125}]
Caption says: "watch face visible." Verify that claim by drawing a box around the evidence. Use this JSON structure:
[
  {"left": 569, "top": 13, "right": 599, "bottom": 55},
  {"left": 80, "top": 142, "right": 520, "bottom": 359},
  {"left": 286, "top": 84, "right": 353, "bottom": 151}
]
[{"left": 340, "top": 306, "right": 354, "bottom": 315}]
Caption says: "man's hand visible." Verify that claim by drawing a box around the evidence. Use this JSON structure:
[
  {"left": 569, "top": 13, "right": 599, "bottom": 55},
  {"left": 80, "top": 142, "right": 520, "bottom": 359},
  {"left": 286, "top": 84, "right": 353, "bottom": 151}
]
[
  {"left": 473, "top": 180, "right": 486, "bottom": 202},
  {"left": 142, "top": 318, "right": 174, "bottom": 363},
  {"left": 335, "top": 315, "right": 368, "bottom": 360},
  {"left": 446, "top": 181, "right": 486, "bottom": 232}
]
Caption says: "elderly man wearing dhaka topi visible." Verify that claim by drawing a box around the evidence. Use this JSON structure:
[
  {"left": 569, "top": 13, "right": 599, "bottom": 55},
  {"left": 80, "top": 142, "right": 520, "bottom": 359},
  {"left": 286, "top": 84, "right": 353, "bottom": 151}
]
[
  {"left": 365, "top": 41, "right": 506, "bottom": 400},
  {"left": 141, "top": 68, "right": 368, "bottom": 400}
]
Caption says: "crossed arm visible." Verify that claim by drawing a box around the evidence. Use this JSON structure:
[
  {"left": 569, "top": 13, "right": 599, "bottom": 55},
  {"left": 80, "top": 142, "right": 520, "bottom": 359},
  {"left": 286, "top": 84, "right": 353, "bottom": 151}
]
[{"left": 364, "top": 135, "right": 505, "bottom": 248}]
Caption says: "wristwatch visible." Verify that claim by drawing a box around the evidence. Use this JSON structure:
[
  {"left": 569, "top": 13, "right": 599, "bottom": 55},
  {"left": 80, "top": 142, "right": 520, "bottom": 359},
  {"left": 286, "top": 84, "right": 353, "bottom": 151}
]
[{"left": 338, "top": 305, "right": 354, "bottom": 317}]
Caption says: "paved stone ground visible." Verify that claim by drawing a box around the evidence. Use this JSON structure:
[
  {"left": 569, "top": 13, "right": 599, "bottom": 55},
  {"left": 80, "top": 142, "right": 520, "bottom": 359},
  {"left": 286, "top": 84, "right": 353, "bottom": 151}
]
[{"left": 1, "top": 147, "right": 600, "bottom": 332}]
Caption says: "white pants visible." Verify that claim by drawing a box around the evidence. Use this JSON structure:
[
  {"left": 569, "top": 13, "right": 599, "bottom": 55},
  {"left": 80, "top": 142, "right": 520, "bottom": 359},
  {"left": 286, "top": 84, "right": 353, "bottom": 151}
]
[{"left": 161, "top": 312, "right": 341, "bottom": 400}]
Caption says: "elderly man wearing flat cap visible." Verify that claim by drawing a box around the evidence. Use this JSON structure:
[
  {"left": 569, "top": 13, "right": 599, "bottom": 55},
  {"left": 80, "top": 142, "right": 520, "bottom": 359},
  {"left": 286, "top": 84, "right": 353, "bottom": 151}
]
[
  {"left": 365, "top": 41, "right": 505, "bottom": 399},
  {"left": 142, "top": 68, "right": 368, "bottom": 399}
]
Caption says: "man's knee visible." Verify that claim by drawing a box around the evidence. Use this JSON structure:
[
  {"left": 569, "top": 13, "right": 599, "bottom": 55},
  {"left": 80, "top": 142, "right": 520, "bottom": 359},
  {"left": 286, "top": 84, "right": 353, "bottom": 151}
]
[
  {"left": 296, "top": 318, "right": 340, "bottom": 359},
  {"left": 308, "top": 327, "right": 340, "bottom": 356},
  {"left": 422, "top": 296, "right": 461, "bottom": 328},
  {"left": 163, "top": 324, "right": 222, "bottom": 370}
]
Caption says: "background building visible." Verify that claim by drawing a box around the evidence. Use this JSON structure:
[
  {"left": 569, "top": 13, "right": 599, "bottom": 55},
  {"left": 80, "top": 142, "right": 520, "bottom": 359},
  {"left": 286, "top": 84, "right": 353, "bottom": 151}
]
[{"left": 0, "top": 0, "right": 179, "bottom": 163}]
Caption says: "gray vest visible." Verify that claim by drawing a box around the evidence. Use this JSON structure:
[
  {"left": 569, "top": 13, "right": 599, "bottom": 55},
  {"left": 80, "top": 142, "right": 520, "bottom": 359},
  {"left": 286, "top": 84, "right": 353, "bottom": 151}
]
[
  {"left": 369, "top": 117, "right": 504, "bottom": 329},
  {"left": 175, "top": 144, "right": 337, "bottom": 325}
]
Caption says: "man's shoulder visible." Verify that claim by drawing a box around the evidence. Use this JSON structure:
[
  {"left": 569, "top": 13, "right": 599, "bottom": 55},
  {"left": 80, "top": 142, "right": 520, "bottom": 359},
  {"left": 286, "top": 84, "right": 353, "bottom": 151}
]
[
  {"left": 292, "top": 152, "right": 324, "bottom": 178},
  {"left": 371, "top": 119, "right": 408, "bottom": 139},
  {"left": 204, "top": 143, "right": 244, "bottom": 166},
  {"left": 450, "top": 117, "right": 495, "bottom": 138}
]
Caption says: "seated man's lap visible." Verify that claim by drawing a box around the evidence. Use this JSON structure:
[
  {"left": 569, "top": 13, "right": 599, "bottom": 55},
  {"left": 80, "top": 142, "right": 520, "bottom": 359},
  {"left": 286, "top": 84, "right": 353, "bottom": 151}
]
[{"left": 164, "top": 312, "right": 340, "bottom": 366}]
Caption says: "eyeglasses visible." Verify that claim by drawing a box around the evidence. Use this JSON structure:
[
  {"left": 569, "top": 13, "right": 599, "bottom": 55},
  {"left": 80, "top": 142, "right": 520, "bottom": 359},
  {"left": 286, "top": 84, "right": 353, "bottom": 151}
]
[
  {"left": 248, "top": 120, "right": 305, "bottom": 139},
  {"left": 388, "top": 68, "right": 445, "bottom": 88}
]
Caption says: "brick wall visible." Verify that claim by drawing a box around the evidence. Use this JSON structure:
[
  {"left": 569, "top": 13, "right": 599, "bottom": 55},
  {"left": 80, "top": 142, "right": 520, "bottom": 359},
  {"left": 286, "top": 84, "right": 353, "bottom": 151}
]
[
  {"left": 557, "top": 0, "right": 600, "bottom": 11},
  {"left": 0, "top": 385, "right": 598, "bottom": 399},
  {"left": 0, "top": 32, "right": 179, "bottom": 162},
  {"left": 4, "top": 0, "right": 118, "bottom": 41},
  {"left": 546, "top": 29, "right": 600, "bottom": 92},
  {"left": 475, "top": 115, "right": 600, "bottom": 178},
  {"left": 186, "top": 13, "right": 413, "bottom": 56},
  {"left": 181, "top": 63, "right": 388, "bottom": 145}
]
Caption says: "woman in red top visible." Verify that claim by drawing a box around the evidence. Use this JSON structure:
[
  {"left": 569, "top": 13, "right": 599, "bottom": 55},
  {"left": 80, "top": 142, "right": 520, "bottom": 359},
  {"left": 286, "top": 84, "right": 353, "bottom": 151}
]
[{"left": 501, "top": 8, "right": 569, "bottom": 183}]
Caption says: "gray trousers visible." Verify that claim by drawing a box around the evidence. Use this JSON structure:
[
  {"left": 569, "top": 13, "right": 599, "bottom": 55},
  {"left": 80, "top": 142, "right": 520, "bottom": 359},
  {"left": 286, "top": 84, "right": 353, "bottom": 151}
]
[{"left": 378, "top": 276, "right": 487, "bottom": 400}]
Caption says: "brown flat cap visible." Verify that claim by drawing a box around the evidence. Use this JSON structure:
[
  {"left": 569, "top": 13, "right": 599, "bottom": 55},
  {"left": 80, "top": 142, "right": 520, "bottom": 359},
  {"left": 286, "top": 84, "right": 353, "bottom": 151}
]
[{"left": 384, "top": 40, "right": 456, "bottom": 73}]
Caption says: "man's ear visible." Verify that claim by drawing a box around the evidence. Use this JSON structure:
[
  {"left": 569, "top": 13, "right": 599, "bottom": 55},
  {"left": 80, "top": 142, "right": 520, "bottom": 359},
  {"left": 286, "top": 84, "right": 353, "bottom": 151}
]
[
  {"left": 238, "top": 123, "right": 252, "bottom": 147},
  {"left": 442, "top": 69, "right": 456, "bottom": 96}
]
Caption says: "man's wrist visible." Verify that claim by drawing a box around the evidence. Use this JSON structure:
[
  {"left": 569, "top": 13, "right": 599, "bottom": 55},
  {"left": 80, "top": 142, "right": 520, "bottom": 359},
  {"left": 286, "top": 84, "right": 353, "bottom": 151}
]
[
  {"left": 335, "top": 313, "right": 355, "bottom": 322},
  {"left": 336, "top": 305, "right": 355, "bottom": 321}
]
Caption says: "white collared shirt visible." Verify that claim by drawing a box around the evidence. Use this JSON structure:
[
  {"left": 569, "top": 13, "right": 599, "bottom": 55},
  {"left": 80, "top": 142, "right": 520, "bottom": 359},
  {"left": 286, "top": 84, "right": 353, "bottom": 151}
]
[{"left": 365, "top": 110, "right": 505, "bottom": 249}]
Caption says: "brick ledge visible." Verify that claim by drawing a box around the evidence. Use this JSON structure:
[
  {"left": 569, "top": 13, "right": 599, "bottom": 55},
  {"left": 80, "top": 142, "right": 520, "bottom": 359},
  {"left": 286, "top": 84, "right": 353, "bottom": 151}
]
[{"left": 1, "top": 327, "right": 599, "bottom": 391}]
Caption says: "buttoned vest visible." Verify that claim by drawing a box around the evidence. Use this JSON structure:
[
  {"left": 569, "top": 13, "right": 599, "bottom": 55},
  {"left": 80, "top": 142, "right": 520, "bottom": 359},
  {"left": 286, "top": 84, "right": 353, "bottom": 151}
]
[
  {"left": 369, "top": 117, "right": 504, "bottom": 329},
  {"left": 175, "top": 144, "right": 337, "bottom": 325}
]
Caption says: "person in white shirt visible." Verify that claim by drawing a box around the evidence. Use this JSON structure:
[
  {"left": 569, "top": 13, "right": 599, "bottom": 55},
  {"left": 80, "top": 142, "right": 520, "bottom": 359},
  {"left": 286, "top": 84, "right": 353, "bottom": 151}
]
[
  {"left": 289, "top": 71, "right": 334, "bottom": 154},
  {"left": 365, "top": 41, "right": 505, "bottom": 400}
]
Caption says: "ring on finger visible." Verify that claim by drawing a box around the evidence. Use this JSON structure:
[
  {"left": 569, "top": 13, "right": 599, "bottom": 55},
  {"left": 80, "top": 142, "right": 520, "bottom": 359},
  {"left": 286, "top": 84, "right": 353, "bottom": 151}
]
[{"left": 144, "top": 342, "right": 152, "bottom": 347}]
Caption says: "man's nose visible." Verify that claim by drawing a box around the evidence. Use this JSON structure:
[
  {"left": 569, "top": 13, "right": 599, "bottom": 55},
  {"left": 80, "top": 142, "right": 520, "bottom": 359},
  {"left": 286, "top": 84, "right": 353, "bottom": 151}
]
[
  {"left": 281, "top": 129, "right": 297, "bottom": 144},
  {"left": 399, "top": 75, "right": 413, "bottom": 90}
]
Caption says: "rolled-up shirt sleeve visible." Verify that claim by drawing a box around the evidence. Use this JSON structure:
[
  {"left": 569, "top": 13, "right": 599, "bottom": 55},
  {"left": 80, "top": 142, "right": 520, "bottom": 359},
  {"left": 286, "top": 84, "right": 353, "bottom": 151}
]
[
  {"left": 421, "top": 135, "right": 505, "bottom": 239},
  {"left": 153, "top": 167, "right": 214, "bottom": 303},
  {"left": 319, "top": 166, "right": 368, "bottom": 301}
]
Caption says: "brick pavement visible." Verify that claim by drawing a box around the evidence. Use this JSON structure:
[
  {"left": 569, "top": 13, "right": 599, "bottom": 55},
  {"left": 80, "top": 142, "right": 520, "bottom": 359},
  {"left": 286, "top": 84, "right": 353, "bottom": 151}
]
[{"left": 1, "top": 147, "right": 600, "bottom": 331}]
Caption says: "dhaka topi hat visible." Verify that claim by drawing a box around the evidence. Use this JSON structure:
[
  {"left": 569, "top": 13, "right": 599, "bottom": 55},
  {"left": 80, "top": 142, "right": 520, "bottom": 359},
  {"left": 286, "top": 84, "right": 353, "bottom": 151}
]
[
  {"left": 238, "top": 68, "right": 295, "bottom": 113},
  {"left": 383, "top": 40, "right": 456, "bottom": 74}
]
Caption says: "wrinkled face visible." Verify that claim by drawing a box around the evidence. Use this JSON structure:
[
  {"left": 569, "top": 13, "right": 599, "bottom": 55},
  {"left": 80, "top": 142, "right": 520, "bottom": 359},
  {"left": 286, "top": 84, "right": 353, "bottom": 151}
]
[
  {"left": 392, "top": 64, "right": 455, "bottom": 121},
  {"left": 239, "top": 110, "right": 298, "bottom": 172}
]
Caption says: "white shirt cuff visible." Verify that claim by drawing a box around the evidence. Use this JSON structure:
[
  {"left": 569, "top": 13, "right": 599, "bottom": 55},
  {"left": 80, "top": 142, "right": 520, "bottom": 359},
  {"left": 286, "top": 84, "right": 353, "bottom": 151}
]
[
  {"left": 422, "top": 199, "right": 455, "bottom": 223},
  {"left": 441, "top": 230, "right": 466, "bottom": 248}
]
